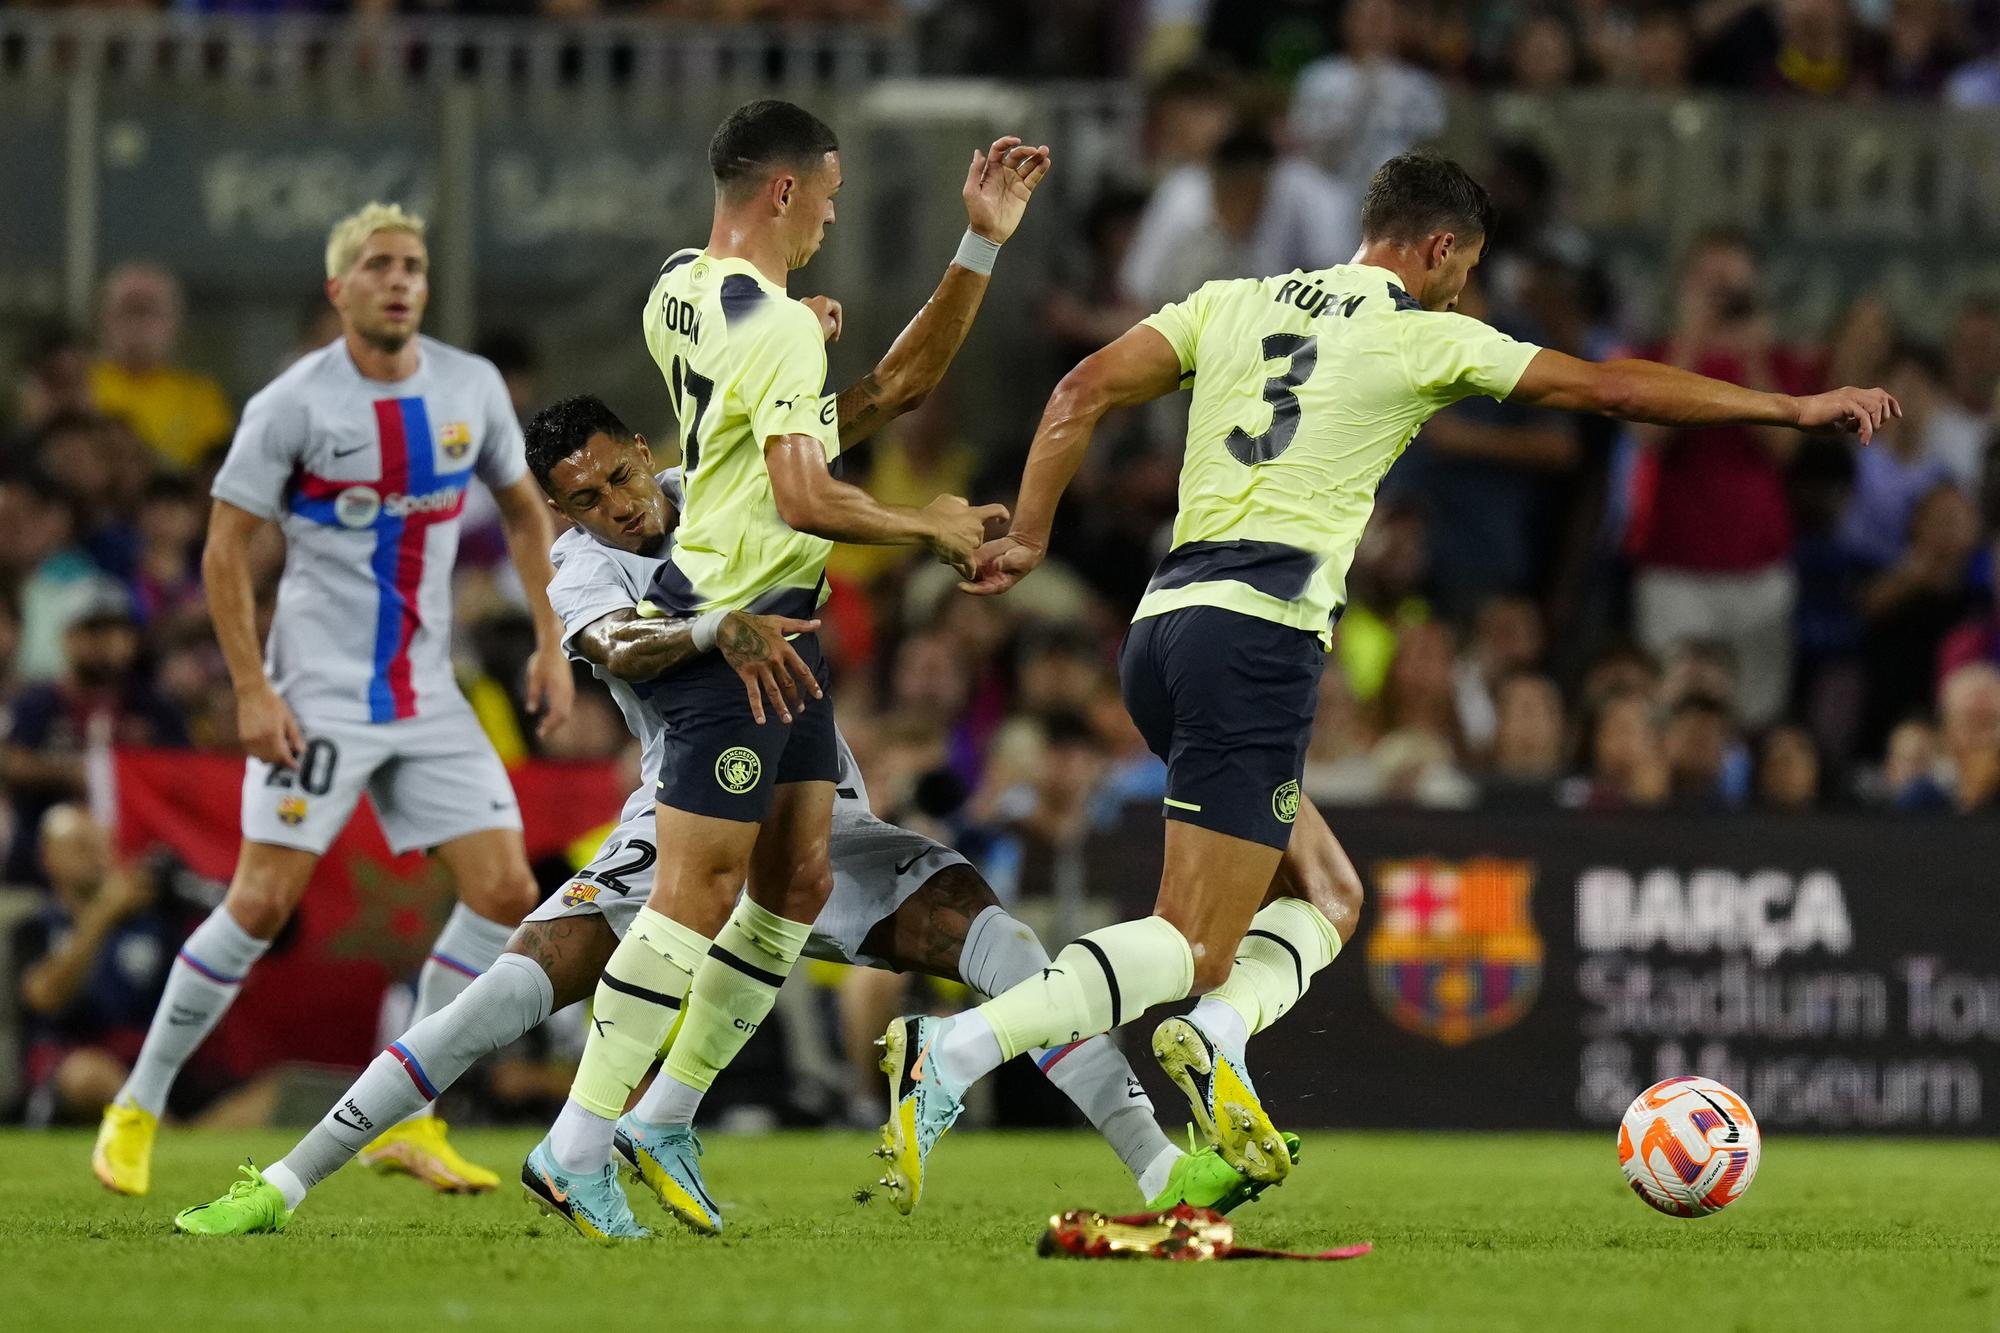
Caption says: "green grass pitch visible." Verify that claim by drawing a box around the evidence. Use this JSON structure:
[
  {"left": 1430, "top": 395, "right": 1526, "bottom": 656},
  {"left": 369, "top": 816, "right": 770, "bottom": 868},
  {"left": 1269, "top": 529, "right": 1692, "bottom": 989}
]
[{"left": 3, "top": 1128, "right": 1995, "bottom": 1331}]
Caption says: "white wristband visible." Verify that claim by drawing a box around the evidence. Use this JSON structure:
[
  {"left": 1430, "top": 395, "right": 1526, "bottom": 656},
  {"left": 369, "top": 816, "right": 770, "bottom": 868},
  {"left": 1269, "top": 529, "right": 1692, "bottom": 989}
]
[
  {"left": 692, "top": 609, "right": 730, "bottom": 653},
  {"left": 953, "top": 229, "right": 1001, "bottom": 276}
]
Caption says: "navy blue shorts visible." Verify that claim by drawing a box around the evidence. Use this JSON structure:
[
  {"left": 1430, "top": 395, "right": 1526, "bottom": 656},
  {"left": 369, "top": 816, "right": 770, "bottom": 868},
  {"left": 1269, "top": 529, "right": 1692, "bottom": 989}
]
[
  {"left": 1118, "top": 606, "right": 1323, "bottom": 850},
  {"left": 651, "top": 632, "right": 839, "bottom": 822}
]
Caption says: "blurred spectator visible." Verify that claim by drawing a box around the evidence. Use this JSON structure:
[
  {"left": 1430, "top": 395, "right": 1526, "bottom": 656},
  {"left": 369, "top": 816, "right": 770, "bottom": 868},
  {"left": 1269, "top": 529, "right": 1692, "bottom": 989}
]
[
  {"left": 1302, "top": 666, "right": 1382, "bottom": 805},
  {"left": 1561, "top": 690, "right": 1667, "bottom": 808},
  {"left": 88, "top": 262, "right": 233, "bottom": 471},
  {"left": 1138, "top": 63, "right": 1238, "bottom": 177},
  {"left": 1119, "top": 123, "right": 1358, "bottom": 311},
  {"left": 0, "top": 478, "right": 114, "bottom": 683},
  {"left": 1390, "top": 279, "right": 1578, "bottom": 617},
  {"left": 1701, "top": 0, "right": 1883, "bottom": 96},
  {"left": 1289, "top": 0, "right": 1447, "bottom": 200},
  {"left": 1882, "top": 716, "right": 1941, "bottom": 794},
  {"left": 1623, "top": 229, "right": 1818, "bottom": 727},
  {"left": 131, "top": 474, "right": 207, "bottom": 626},
  {"left": 1200, "top": 0, "right": 1335, "bottom": 81},
  {"left": 1452, "top": 594, "right": 1545, "bottom": 752},
  {"left": 1039, "top": 184, "right": 1151, "bottom": 369},
  {"left": 1485, "top": 670, "right": 1566, "bottom": 798},
  {"left": 1858, "top": 483, "right": 1981, "bottom": 755},
  {"left": 1881, "top": 341, "right": 1988, "bottom": 490},
  {"left": 6, "top": 324, "right": 94, "bottom": 460},
  {"left": 1335, "top": 499, "right": 1430, "bottom": 702},
  {"left": 31, "top": 414, "right": 145, "bottom": 583},
  {"left": 14, "top": 805, "right": 174, "bottom": 1126},
  {"left": 1943, "top": 296, "right": 2000, "bottom": 416},
  {"left": 1898, "top": 660, "right": 2000, "bottom": 810},
  {"left": 1, "top": 585, "right": 186, "bottom": 885},
  {"left": 1662, "top": 692, "right": 1740, "bottom": 808},
  {"left": 1880, "top": 0, "right": 1967, "bottom": 96},
  {"left": 1839, "top": 396, "right": 1955, "bottom": 570},
  {"left": 1370, "top": 621, "right": 1477, "bottom": 806},
  {"left": 1821, "top": 292, "right": 1899, "bottom": 395},
  {"left": 1757, "top": 723, "right": 1824, "bottom": 811},
  {"left": 1606, "top": 4, "right": 1695, "bottom": 90},
  {"left": 972, "top": 710, "right": 1109, "bottom": 904},
  {"left": 1506, "top": 7, "right": 1585, "bottom": 90}
]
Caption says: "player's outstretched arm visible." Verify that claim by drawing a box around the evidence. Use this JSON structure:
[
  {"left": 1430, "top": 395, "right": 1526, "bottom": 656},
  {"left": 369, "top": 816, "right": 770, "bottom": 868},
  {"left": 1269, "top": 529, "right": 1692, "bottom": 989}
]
[
  {"left": 578, "top": 606, "right": 823, "bottom": 726},
  {"left": 832, "top": 136, "right": 1053, "bottom": 448},
  {"left": 960, "top": 323, "right": 1184, "bottom": 596},
  {"left": 1509, "top": 348, "right": 1900, "bottom": 442},
  {"left": 492, "top": 476, "right": 576, "bottom": 739},
  {"left": 204, "top": 498, "right": 304, "bottom": 768},
  {"left": 766, "top": 433, "right": 1008, "bottom": 578}
]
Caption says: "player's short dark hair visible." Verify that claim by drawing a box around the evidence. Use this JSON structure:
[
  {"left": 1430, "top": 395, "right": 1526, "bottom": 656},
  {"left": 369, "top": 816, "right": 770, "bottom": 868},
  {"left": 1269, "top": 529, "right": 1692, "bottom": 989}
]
[
  {"left": 1359, "top": 153, "right": 1496, "bottom": 246},
  {"left": 709, "top": 100, "right": 839, "bottom": 195},
  {"left": 524, "top": 394, "right": 635, "bottom": 488}
]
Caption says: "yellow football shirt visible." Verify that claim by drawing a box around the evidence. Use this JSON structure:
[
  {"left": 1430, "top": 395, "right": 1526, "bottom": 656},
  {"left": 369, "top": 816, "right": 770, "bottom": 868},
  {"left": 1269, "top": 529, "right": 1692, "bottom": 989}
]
[
  {"left": 1134, "top": 263, "right": 1540, "bottom": 644},
  {"left": 89, "top": 361, "right": 234, "bottom": 469},
  {"left": 640, "top": 249, "right": 842, "bottom": 617}
]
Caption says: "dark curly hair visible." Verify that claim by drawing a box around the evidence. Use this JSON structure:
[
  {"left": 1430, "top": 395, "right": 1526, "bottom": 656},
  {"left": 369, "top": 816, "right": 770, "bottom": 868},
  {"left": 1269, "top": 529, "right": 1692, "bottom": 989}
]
[{"left": 524, "top": 394, "right": 634, "bottom": 487}]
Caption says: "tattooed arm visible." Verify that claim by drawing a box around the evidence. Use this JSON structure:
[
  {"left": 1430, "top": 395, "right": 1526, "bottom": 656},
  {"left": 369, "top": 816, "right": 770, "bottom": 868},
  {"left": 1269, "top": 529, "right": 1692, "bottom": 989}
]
[{"left": 573, "top": 607, "right": 825, "bottom": 725}]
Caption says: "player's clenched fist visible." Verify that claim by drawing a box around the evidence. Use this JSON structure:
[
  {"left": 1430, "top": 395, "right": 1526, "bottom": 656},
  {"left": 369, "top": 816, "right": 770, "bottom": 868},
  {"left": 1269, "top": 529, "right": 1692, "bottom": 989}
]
[
  {"left": 920, "top": 494, "right": 1010, "bottom": 579},
  {"left": 801, "top": 295, "right": 843, "bottom": 343},
  {"left": 236, "top": 681, "right": 305, "bottom": 769},
  {"left": 957, "top": 532, "right": 1046, "bottom": 596}
]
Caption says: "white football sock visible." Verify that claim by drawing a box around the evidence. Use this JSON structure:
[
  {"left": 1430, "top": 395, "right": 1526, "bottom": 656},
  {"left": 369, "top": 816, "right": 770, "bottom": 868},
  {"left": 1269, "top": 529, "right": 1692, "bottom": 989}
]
[
  {"left": 402, "top": 904, "right": 518, "bottom": 1121},
  {"left": 548, "top": 1098, "right": 616, "bottom": 1174},
  {"left": 270, "top": 953, "right": 554, "bottom": 1202},
  {"left": 118, "top": 906, "right": 269, "bottom": 1116},
  {"left": 631, "top": 1073, "right": 704, "bottom": 1128},
  {"left": 1187, "top": 995, "right": 1250, "bottom": 1055}
]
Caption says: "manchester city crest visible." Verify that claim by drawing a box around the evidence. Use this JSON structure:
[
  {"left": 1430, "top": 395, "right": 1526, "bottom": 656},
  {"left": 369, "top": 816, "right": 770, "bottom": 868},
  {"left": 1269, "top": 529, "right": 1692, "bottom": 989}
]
[
  {"left": 715, "top": 746, "right": 762, "bottom": 794},
  {"left": 1365, "top": 857, "right": 1542, "bottom": 1045}
]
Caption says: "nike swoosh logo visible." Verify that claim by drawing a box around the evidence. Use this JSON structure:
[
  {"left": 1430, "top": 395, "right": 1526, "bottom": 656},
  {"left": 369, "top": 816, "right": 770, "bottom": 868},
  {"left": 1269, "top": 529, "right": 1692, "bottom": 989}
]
[
  {"left": 1127, "top": 1081, "right": 1147, "bottom": 1100},
  {"left": 332, "top": 442, "right": 369, "bottom": 458},
  {"left": 332, "top": 1110, "right": 366, "bottom": 1133},
  {"left": 167, "top": 1010, "right": 201, "bottom": 1027},
  {"left": 894, "top": 853, "right": 924, "bottom": 877},
  {"left": 539, "top": 1168, "right": 570, "bottom": 1206},
  {"left": 909, "top": 1037, "right": 932, "bottom": 1084},
  {"left": 490, "top": 799, "right": 510, "bottom": 811}
]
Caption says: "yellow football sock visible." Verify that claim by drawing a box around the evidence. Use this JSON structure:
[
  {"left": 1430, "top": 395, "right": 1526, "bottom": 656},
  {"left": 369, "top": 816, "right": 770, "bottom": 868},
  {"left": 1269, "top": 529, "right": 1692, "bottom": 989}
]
[
  {"left": 662, "top": 897, "right": 812, "bottom": 1094},
  {"left": 980, "top": 915, "right": 1195, "bottom": 1061},
  {"left": 571, "top": 907, "right": 707, "bottom": 1118},
  {"left": 1208, "top": 897, "right": 1341, "bottom": 1037}
]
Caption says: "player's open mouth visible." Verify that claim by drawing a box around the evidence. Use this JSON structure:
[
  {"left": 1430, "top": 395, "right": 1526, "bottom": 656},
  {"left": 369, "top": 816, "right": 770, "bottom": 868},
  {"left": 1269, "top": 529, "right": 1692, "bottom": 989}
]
[{"left": 384, "top": 304, "right": 411, "bottom": 318}]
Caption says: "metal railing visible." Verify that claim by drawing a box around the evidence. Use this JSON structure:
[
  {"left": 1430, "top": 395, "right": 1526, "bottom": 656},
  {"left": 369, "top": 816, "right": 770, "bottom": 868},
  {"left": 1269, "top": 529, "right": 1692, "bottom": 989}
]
[{"left": 0, "top": 10, "right": 913, "bottom": 95}]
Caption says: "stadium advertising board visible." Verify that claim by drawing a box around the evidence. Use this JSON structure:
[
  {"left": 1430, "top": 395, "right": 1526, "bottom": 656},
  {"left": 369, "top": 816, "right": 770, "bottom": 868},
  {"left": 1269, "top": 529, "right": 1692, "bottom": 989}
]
[{"left": 1240, "top": 809, "right": 2000, "bottom": 1136}]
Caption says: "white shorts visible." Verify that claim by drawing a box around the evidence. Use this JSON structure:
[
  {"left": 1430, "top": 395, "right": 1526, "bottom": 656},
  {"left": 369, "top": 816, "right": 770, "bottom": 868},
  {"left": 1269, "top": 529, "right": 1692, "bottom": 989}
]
[
  {"left": 524, "top": 807, "right": 969, "bottom": 969},
  {"left": 240, "top": 708, "right": 524, "bottom": 857}
]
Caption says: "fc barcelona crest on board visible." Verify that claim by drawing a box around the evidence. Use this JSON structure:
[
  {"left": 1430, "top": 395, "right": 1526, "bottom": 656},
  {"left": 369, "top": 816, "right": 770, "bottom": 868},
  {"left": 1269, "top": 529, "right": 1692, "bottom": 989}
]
[{"left": 1365, "top": 857, "right": 1542, "bottom": 1045}]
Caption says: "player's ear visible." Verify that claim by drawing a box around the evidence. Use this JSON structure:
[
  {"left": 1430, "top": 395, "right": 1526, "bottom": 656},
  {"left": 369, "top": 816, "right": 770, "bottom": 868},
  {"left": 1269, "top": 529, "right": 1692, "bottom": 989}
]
[
  {"left": 633, "top": 435, "right": 654, "bottom": 467},
  {"left": 323, "top": 276, "right": 342, "bottom": 309},
  {"left": 771, "top": 171, "right": 796, "bottom": 216},
  {"left": 1430, "top": 231, "right": 1456, "bottom": 270}
]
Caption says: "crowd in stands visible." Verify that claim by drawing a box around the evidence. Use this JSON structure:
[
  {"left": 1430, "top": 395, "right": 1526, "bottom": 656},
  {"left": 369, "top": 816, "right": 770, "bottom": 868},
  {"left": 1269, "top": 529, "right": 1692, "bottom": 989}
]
[{"left": 9, "top": 0, "right": 2000, "bottom": 1127}]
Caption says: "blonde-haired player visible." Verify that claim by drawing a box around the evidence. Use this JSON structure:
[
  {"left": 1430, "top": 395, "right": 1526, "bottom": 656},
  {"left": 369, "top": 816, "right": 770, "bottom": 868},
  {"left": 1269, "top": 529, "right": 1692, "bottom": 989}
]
[{"left": 92, "top": 202, "right": 576, "bottom": 1198}]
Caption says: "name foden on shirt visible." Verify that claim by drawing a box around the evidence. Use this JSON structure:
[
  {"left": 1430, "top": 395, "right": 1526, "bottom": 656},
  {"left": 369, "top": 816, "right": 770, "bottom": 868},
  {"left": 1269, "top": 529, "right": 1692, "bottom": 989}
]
[{"left": 658, "top": 294, "right": 703, "bottom": 344}]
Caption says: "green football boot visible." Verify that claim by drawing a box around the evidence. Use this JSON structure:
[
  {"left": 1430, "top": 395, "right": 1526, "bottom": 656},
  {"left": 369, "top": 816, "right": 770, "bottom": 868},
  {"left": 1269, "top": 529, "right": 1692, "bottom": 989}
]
[
  {"left": 1147, "top": 1131, "right": 1304, "bottom": 1215},
  {"left": 173, "top": 1165, "right": 293, "bottom": 1236}
]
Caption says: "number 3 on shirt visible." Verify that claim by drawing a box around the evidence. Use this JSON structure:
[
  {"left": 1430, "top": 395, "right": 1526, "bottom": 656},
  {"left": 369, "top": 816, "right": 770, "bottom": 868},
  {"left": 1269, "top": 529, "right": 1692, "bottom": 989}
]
[
  {"left": 669, "top": 356, "right": 716, "bottom": 473},
  {"left": 1226, "top": 333, "right": 1319, "bottom": 465}
]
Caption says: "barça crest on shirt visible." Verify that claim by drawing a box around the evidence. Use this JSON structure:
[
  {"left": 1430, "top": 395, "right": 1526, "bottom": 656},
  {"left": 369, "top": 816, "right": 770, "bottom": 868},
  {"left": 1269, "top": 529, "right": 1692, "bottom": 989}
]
[
  {"left": 1365, "top": 857, "right": 1542, "bottom": 1045},
  {"left": 560, "top": 881, "right": 600, "bottom": 908},
  {"left": 277, "top": 795, "right": 309, "bottom": 827},
  {"left": 439, "top": 420, "right": 473, "bottom": 459}
]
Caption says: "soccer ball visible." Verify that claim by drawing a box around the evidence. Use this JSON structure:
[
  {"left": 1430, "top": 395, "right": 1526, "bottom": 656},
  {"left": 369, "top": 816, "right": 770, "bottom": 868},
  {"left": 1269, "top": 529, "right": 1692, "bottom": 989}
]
[{"left": 1617, "top": 1076, "right": 1760, "bottom": 1217}]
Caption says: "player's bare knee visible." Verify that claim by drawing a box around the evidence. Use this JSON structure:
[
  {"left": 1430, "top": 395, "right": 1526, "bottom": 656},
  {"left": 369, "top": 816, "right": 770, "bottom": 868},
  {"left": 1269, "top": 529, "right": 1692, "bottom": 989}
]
[
  {"left": 222, "top": 878, "right": 296, "bottom": 939},
  {"left": 462, "top": 861, "right": 537, "bottom": 926},
  {"left": 759, "top": 861, "right": 832, "bottom": 924}
]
